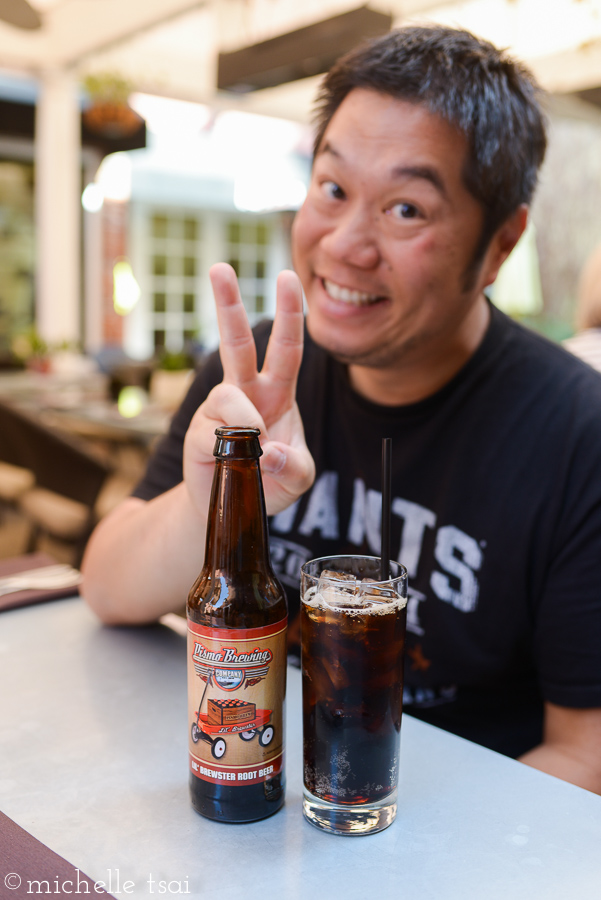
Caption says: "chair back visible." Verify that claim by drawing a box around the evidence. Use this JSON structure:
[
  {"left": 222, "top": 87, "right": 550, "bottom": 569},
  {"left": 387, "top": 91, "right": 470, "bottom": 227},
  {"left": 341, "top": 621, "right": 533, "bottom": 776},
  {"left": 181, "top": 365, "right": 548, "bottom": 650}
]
[{"left": 0, "top": 400, "right": 111, "bottom": 508}]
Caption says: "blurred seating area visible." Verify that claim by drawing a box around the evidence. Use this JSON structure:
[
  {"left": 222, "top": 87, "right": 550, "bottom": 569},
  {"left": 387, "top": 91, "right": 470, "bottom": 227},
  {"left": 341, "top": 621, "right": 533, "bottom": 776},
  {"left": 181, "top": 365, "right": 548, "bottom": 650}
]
[
  {"left": 0, "top": 398, "right": 111, "bottom": 564},
  {"left": 0, "top": 351, "right": 194, "bottom": 565}
]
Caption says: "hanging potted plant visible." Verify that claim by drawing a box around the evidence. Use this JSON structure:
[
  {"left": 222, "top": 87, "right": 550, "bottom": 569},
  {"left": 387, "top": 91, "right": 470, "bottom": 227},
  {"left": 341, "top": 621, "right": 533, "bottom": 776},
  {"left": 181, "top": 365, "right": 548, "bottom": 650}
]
[{"left": 82, "top": 72, "right": 143, "bottom": 139}]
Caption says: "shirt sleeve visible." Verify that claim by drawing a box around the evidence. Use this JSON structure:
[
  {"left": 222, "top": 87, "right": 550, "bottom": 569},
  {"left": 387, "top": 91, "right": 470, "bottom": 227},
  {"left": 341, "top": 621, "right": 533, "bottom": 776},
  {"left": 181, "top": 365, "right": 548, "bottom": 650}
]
[{"left": 533, "top": 383, "right": 601, "bottom": 709}]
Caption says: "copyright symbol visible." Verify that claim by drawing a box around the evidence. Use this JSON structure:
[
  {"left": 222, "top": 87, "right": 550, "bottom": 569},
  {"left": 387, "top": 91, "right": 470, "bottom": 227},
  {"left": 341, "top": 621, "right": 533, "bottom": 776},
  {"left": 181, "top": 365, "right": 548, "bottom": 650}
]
[{"left": 5, "top": 873, "right": 21, "bottom": 889}]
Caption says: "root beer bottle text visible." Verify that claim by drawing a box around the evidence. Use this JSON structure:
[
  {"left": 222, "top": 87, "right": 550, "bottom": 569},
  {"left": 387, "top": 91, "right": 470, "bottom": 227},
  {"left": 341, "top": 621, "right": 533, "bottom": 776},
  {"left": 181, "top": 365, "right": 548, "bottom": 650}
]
[{"left": 187, "top": 427, "right": 287, "bottom": 823}]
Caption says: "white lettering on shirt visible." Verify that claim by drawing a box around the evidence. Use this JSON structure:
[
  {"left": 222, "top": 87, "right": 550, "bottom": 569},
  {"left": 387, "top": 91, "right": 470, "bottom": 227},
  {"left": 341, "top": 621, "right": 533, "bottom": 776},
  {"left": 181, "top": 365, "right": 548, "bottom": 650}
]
[
  {"left": 430, "top": 525, "right": 483, "bottom": 612},
  {"left": 392, "top": 497, "right": 437, "bottom": 579},
  {"left": 347, "top": 479, "right": 381, "bottom": 552},
  {"left": 298, "top": 471, "right": 339, "bottom": 539},
  {"left": 347, "top": 481, "right": 437, "bottom": 576},
  {"left": 270, "top": 471, "right": 484, "bottom": 615},
  {"left": 269, "top": 537, "right": 313, "bottom": 588},
  {"left": 271, "top": 500, "right": 301, "bottom": 534}
]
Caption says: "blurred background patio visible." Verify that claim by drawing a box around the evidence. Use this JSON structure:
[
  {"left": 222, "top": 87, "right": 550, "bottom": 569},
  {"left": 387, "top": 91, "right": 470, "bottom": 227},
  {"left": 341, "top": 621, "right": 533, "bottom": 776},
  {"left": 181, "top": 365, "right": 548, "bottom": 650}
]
[{"left": 2, "top": 0, "right": 601, "bottom": 562}]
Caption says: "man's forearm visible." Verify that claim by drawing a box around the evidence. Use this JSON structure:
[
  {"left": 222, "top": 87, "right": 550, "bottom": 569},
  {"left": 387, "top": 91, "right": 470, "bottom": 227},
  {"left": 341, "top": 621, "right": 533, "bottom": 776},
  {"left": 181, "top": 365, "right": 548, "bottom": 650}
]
[
  {"left": 519, "top": 741, "right": 601, "bottom": 795},
  {"left": 81, "top": 484, "right": 207, "bottom": 625}
]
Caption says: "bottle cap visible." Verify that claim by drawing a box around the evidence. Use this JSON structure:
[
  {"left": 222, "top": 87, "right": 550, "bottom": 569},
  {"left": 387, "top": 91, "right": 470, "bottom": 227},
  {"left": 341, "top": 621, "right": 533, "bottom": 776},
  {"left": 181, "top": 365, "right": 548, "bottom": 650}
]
[{"left": 213, "top": 426, "right": 263, "bottom": 459}]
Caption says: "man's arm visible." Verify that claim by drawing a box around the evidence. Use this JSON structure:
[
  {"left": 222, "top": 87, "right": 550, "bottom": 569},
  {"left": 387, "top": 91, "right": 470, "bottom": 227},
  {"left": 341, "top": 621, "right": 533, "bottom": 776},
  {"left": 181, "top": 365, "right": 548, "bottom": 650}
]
[
  {"left": 82, "top": 265, "right": 315, "bottom": 624},
  {"left": 82, "top": 488, "right": 206, "bottom": 624},
  {"left": 519, "top": 702, "right": 601, "bottom": 794}
]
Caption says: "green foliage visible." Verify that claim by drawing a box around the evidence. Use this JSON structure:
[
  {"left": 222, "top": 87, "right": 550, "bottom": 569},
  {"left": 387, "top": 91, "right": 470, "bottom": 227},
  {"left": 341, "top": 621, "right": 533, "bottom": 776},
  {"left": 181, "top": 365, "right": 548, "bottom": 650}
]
[
  {"left": 82, "top": 72, "right": 132, "bottom": 105},
  {"left": 156, "top": 350, "right": 195, "bottom": 371},
  {"left": 11, "top": 326, "right": 48, "bottom": 360},
  {"left": 10, "top": 328, "right": 81, "bottom": 360}
]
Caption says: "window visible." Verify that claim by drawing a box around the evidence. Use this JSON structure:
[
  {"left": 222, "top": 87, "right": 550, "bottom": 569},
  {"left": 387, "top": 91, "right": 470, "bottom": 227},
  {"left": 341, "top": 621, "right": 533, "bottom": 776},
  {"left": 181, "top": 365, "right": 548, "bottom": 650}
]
[
  {"left": 131, "top": 206, "right": 286, "bottom": 360},
  {"left": 147, "top": 212, "right": 202, "bottom": 354},
  {"left": 224, "top": 218, "right": 271, "bottom": 323}
]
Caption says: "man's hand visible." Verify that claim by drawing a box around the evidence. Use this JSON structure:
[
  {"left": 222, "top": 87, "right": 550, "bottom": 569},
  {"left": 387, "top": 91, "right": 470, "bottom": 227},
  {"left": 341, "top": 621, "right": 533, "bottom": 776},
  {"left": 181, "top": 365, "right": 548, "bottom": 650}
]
[
  {"left": 82, "top": 263, "right": 315, "bottom": 625},
  {"left": 183, "top": 263, "right": 315, "bottom": 516}
]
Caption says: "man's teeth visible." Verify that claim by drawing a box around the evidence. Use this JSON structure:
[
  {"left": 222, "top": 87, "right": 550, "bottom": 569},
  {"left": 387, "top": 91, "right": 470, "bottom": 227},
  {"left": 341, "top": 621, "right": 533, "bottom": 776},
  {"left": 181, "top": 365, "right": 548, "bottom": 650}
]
[{"left": 323, "top": 279, "right": 380, "bottom": 305}]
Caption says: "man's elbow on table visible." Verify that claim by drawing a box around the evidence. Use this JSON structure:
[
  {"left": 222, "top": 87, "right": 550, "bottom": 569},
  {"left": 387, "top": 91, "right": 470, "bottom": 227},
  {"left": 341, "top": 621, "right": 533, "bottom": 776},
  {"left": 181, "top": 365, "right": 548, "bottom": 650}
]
[
  {"left": 519, "top": 702, "right": 601, "bottom": 795},
  {"left": 82, "top": 487, "right": 206, "bottom": 626}
]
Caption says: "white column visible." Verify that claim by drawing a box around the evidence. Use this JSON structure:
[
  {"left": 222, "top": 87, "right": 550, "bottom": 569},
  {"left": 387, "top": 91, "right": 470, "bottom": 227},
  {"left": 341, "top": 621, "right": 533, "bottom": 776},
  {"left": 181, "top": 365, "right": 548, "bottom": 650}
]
[
  {"left": 125, "top": 200, "right": 152, "bottom": 360},
  {"left": 34, "top": 67, "right": 81, "bottom": 347},
  {"left": 82, "top": 150, "right": 104, "bottom": 354}
]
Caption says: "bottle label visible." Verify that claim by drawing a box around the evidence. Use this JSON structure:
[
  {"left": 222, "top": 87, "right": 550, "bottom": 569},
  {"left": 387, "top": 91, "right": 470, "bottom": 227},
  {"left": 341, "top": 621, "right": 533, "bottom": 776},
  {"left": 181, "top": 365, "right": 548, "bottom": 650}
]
[{"left": 187, "top": 617, "right": 287, "bottom": 786}]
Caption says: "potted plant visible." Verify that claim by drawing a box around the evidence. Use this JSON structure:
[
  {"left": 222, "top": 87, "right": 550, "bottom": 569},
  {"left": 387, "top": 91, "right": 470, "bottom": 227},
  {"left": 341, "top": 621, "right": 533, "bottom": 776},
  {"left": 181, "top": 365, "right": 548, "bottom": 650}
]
[
  {"left": 150, "top": 349, "right": 196, "bottom": 411},
  {"left": 82, "top": 72, "right": 143, "bottom": 139},
  {"left": 11, "top": 327, "right": 49, "bottom": 373}
]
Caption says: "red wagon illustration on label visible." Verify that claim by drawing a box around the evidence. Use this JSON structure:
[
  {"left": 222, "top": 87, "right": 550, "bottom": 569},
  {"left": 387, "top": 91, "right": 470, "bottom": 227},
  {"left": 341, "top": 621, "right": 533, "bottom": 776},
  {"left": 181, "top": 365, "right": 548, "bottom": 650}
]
[{"left": 190, "top": 659, "right": 275, "bottom": 760}]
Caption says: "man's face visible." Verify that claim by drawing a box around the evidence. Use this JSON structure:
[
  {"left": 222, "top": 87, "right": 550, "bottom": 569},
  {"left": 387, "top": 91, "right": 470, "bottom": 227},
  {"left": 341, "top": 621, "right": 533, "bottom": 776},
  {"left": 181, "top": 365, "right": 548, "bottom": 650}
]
[{"left": 292, "top": 89, "right": 495, "bottom": 374}]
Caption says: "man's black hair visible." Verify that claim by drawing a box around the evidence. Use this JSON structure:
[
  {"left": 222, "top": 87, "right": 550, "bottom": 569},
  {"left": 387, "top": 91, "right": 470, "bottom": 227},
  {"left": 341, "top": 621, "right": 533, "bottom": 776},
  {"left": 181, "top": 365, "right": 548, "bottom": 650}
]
[{"left": 314, "top": 26, "right": 547, "bottom": 257}]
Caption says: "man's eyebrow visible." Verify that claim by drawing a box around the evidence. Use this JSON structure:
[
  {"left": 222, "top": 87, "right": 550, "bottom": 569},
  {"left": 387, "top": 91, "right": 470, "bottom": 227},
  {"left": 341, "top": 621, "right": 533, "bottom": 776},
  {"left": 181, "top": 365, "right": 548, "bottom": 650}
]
[
  {"left": 391, "top": 165, "right": 448, "bottom": 199},
  {"left": 318, "top": 140, "right": 340, "bottom": 159},
  {"left": 317, "top": 145, "right": 448, "bottom": 199}
]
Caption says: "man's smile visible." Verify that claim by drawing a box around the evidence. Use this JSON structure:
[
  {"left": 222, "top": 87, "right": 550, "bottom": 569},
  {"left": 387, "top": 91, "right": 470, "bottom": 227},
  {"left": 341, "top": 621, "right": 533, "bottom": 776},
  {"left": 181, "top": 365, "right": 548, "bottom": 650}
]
[{"left": 322, "top": 278, "right": 384, "bottom": 306}]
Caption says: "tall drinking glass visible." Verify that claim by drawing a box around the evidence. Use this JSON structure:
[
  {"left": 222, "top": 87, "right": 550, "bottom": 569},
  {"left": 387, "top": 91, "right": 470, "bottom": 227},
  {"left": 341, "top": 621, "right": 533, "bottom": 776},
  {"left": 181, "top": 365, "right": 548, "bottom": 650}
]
[{"left": 301, "top": 555, "right": 408, "bottom": 836}]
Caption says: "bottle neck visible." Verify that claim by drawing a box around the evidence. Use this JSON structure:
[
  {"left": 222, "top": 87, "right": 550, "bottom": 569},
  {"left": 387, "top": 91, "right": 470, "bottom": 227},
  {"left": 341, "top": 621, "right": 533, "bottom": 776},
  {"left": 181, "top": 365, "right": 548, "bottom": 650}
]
[{"left": 203, "top": 457, "right": 272, "bottom": 576}]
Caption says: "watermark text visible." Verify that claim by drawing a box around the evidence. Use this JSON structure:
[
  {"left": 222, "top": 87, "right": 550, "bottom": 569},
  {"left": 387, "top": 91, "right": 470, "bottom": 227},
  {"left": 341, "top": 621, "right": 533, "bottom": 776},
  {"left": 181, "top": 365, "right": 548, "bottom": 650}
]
[{"left": 3, "top": 869, "right": 191, "bottom": 894}]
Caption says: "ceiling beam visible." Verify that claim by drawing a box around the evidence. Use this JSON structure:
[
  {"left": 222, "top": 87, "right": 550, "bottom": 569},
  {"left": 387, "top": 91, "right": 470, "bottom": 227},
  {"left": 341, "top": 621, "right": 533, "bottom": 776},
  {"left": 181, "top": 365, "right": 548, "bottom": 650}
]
[{"left": 217, "top": 5, "right": 392, "bottom": 92}]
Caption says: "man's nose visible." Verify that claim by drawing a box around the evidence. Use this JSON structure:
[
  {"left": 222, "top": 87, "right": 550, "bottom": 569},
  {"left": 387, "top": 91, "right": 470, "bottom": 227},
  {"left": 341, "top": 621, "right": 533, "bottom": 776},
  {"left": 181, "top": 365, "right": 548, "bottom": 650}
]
[{"left": 321, "top": 206, "right": 380, "bottom": 269}]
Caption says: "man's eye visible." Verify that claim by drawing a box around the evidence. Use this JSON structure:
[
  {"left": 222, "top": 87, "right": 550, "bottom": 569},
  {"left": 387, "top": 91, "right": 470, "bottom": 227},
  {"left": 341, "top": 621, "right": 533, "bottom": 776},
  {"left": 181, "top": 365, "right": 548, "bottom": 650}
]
[
  {"left": 322, "top": 181, "right": 345, "bottom": 200},
  {"left": 389, "top": 202, "right": 420, "bottom": 219}
]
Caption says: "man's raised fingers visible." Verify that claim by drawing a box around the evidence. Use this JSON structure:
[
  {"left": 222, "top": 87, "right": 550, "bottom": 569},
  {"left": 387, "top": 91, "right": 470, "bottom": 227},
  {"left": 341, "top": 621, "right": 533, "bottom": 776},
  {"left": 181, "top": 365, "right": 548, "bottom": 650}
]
[
  {"left": 262, "top": 270, "right": 304, "bottom": 397},
  {"left": 209, "top": 262, "right": 258, "bottom": 386},
  {"left": 198, "top": 382, "right": 268, "bottom": 436}
]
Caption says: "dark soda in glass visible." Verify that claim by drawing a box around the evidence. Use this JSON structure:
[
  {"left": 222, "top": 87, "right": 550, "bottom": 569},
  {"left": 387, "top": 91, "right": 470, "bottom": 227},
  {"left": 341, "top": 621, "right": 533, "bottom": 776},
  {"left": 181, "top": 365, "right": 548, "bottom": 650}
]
[{"left": 300, "top": 556, "right": 407, "bottom": 833}]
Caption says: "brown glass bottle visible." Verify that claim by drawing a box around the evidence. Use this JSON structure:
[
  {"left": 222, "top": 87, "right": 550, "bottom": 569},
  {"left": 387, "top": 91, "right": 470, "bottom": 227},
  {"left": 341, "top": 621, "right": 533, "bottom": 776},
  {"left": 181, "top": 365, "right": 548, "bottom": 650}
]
[{"left": 187, "top": 426, "right": 287, "bottom": 823}]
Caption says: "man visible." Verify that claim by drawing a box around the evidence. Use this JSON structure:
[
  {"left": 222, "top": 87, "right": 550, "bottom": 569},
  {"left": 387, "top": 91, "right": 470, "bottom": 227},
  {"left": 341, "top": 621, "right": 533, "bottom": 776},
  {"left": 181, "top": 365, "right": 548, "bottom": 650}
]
[{"left": 83, "top": 27, "right": 601, "bottom": 792}]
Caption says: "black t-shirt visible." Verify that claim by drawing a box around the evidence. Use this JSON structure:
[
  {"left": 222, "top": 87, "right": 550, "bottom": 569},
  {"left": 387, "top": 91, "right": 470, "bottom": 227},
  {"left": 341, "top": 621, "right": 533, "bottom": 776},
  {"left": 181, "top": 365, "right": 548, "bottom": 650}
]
[{"left": 134, "top": 305, "right": 601, "bottom": 758}]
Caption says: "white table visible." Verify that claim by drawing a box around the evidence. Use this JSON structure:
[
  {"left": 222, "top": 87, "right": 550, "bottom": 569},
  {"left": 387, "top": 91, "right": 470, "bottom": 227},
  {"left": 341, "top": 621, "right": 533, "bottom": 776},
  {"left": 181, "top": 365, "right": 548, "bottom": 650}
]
[{"left": 1, "top": 598, "right": 600, "bottom": 899}]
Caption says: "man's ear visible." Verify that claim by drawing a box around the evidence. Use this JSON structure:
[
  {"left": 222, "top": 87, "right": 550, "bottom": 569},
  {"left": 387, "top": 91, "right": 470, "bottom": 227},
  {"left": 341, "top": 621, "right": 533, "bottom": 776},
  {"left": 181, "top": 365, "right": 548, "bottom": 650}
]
[{"left": 482, "top": 205, "right": 529, "bottom": 288}]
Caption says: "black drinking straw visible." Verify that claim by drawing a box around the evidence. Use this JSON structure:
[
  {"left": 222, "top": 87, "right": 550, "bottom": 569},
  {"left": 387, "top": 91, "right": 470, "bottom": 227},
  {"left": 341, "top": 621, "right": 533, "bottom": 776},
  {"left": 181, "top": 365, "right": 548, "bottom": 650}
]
[{"left": 381, "top": 438, "right": 392, "bottom": 581}]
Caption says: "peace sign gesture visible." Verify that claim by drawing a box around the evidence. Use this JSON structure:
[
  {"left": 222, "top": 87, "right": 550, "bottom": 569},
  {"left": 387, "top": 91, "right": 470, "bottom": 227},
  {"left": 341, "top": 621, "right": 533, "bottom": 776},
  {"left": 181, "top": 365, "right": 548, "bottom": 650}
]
[{"left": 184, "top": 263, "right": 315, "bottom": 516}]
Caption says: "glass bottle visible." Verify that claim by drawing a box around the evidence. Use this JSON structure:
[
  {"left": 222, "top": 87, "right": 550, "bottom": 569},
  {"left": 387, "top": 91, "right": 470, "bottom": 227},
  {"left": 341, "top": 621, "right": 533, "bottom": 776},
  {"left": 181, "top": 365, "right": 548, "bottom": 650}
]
[{"left": 187, "top": 426, "right": 287, "bottom": 822}]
